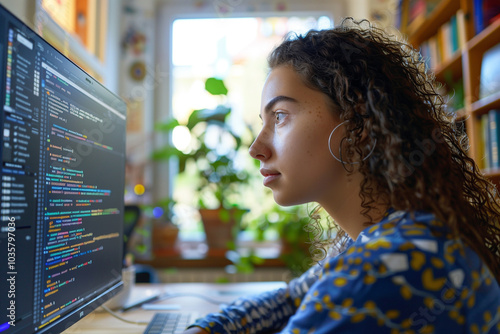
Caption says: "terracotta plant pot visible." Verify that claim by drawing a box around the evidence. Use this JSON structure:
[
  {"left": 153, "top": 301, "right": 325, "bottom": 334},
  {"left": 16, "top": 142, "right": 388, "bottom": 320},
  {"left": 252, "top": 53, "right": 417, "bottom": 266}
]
[
  {"left": 199, "top": 207, "right": 247, "bottom": 255},
  {"left": 152, "top": 220, "right": 180, "bottom": 257}
]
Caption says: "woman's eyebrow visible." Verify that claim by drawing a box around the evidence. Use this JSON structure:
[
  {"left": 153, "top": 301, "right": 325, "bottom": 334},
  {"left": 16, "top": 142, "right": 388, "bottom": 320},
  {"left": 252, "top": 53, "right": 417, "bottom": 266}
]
[{"left": 260, "top": 95, "right": 298, "bottom": 119}]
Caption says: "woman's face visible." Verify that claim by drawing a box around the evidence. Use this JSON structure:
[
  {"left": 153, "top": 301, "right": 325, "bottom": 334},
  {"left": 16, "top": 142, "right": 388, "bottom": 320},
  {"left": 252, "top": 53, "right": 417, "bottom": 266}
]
[{"left": 249, "top": 66, "right": 350, "bottom": 207}]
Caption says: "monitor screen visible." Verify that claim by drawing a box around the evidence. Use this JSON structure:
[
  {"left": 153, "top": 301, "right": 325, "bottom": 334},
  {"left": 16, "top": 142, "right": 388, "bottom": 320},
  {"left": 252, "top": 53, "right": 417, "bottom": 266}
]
[{"left": 0, "top": 4, "right": 127, "bottom": 333}]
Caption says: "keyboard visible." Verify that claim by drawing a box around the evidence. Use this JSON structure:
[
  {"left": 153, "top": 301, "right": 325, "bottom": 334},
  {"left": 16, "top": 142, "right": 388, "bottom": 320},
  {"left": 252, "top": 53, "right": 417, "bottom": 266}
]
[{"left": 143, "top": 312, "right": 199, "bottom": 334}]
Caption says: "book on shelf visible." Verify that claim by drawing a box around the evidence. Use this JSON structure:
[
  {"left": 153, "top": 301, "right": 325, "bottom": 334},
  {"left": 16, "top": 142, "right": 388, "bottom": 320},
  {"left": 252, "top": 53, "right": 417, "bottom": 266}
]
[
  {"left": 408, "top": 0, "right": 441, "bottom": 22},
  {"left": 450, "top": 15, "right": 459, "bottom": 54},
  {"left": 407, "top": 0, "right": 427, "bottom": 29},
  {"left": 483, "top": 0, "right": 500, "bottom": 28},
  {"left": 476, "top": 115, "right": 486, "bottom": 170},
  {"left": 428, "top": 36, "right": 439, "bottom": 68},
  {"left": 479, "top": 42, "right": 500, "bottom": 100},
  {"left": 478, "top": 110, "right": 500, "bottom": 171},
  {"left": 396, "top": 0, "right": 409, "bottom": 29},
  {"left": 489, "top": 109, "right": 500, "bottom": 169},
  {"left": 480, "top": 113, "right": 491, "bottom": 170},
  {"left": 398, "top": 0, "right": 441, "bottom": 32},
  {"left": 456, "top": 9, "right": 467, "bottom": 49},
  {"left": 408, "top": 0, "right": 426, "bottom": 21},
  {"left": 418, "top": 13, "right": 463, "bottom": 71},
  {"left": 474, "top": 0, "right": 485, "bottom": 34},
  {"left": 473, "top": 0, "right": 500, "bottom": 35},
  {"left": 396, "top": 0, "right": 404, "bottom": 29}
]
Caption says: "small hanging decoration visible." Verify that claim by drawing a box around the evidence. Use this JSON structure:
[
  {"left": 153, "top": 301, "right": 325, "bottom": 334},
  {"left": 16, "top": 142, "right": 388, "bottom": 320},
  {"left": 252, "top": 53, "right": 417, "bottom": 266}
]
[{"left": 129, "top": 61, "right": 146, "bottom": 81}]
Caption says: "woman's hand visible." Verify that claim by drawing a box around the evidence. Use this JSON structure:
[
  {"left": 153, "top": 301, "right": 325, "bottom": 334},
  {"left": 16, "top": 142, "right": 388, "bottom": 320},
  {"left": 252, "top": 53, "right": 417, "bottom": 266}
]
[{"left": 182, "top": 327, "right": 209, "bottom": 334}]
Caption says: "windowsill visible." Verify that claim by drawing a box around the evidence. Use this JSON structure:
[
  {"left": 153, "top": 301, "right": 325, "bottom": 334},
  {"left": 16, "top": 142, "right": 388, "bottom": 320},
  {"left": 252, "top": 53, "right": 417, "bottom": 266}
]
[{"left": 135, "top": 239, "right": 287, "bottom": 268}]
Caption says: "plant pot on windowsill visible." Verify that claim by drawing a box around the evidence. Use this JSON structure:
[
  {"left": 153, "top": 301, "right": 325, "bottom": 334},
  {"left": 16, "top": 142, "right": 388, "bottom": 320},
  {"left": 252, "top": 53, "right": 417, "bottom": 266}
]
[
  {"left": 280, "top": 235, "right": 313, "bottom": 278},
  {"left": 152, "top": 219, "right": 180, "bottom": 257},
  {"left": 199, "top": 207, "right": 247, "bottom": 256},
  {"left": 153, "top": 77, "right": 254, "bottom": 259},
  {"left": 274, "top": 209, "right": 314, "bottom": 276}
]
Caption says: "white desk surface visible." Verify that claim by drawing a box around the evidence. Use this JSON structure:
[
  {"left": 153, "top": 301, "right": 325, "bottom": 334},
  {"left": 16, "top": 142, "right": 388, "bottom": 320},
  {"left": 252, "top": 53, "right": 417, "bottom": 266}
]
[{"left": 62, "top": 281, "right": 287, "bottom": 334}]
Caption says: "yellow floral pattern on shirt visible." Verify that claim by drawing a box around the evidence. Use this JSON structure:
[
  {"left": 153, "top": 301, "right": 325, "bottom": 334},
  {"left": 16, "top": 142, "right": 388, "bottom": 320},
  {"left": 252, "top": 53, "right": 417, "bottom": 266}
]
[
  {"left": 282, "top": 210, "right": 500, "bottom": 334},
  {"left": 193, "top": 210, "right": 500, "bottom": 334}
]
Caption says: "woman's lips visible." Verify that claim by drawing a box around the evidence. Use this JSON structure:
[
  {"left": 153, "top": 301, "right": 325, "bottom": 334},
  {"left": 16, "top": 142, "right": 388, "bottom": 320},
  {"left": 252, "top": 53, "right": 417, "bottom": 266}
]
[{"left": 260, "top": 168, "right": 281, "bottom": 186}]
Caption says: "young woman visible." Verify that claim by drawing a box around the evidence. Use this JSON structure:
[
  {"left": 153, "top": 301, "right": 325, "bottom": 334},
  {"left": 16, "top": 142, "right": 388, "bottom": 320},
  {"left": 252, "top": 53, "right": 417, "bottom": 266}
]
[{"left": 184, "top": 18, "right": 500, "bottom": 333}]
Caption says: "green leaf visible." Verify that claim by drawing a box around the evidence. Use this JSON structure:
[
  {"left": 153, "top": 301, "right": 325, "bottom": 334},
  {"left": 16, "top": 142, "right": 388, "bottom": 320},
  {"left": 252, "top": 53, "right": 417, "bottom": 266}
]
[
  {"left": 187, "top": 106, "right": 231, "bottom": 130},
  {"left": 151, "top": 146, "right": 183, "bottom": 160},
  {"left": 215, "top": 276, "right": 230, "bottom": 283},
  {"left": 219, "top": 209, "right": 230, "bottom": 223},
  {"left": 226, "top": 240, "right": 236, "bottom": 250},
  {"left": 250, "top": 254, "right": 265, "bottom": 265},
  {"left": 205, "top": 77, "right": 228, "bottom": 95},
  {"left": 154, "top": 118, "right": 180, "bottom": 132},
  {"left": 135, "top": 245, "right": 147, "bottom": 255},
  {"left": 236, "top": 261, "right": 254, "bottom": 274}
]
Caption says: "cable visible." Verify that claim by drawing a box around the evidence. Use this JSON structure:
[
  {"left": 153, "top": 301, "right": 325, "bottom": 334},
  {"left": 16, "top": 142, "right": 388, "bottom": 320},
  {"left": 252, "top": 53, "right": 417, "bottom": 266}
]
[
  {"left": 100, "top": 292, "right": 226, "bottom": 326},
  {"left": 155, "top": 292, "right": 227, "bottom": 306},
  {"left": 100, "top": 305, "right": 150, "bottom": 325}
]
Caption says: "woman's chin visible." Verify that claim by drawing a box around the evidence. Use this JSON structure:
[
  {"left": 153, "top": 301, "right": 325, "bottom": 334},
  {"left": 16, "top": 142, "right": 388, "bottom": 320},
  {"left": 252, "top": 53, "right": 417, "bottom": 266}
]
[{"left": 272, "top": 193, "right": 307, "bottom": 207}]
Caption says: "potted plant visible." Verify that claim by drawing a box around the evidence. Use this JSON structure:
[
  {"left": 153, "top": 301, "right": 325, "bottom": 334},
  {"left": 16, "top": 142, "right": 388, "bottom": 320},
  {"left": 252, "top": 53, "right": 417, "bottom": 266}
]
[
  {"left": 153, "top": 78, "right": 254, "bottom": 254},
  {"left": 250, "top": 204, "right": 317, "bottom": 277},
  {"left": 149, "top": 199, "right": 180, "bottom": 257}
]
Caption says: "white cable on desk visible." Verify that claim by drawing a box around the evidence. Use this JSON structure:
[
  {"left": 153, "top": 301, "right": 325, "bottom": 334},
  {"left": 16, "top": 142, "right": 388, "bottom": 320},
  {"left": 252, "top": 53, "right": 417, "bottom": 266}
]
[
  {"left": 100, "top": 291, "right": 227, "bottom": 326},
  {"left": 100, "top": 305, "right": 150, "bottom": 325},
  {"left": 158, "top": 293, "right": 227, "bottom": 305}
]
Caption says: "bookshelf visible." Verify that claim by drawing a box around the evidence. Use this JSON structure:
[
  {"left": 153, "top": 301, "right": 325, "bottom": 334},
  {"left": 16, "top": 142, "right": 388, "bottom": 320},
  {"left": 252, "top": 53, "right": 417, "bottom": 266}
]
[
  {"left": 399, "top": 0, "right": 500, "bottom": 182},
  {"left": 35, "top": 0, "right": 109, "bottom": 82}
]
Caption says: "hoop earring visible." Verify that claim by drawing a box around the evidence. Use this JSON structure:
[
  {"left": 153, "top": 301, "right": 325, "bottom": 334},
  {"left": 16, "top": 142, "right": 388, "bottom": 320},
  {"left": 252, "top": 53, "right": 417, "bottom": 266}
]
[{"left": 328, "top": 120, "right": 377, "bottom": 164}]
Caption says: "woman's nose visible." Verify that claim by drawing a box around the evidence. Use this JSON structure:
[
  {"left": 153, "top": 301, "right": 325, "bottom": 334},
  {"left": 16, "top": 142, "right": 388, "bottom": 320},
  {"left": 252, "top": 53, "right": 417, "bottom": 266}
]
[{"left": 249, "top": 131, "right": 271, "bottom": 161}]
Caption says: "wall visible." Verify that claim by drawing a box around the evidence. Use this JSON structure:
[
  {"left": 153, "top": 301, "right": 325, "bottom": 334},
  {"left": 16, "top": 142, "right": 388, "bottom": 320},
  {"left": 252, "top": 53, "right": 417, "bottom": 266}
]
[
  {"left": 118, "top": 0, "right": 158, "bottom": 205},
  {"left": 0, "top": 0, "right": 36, "bottom": 28}
]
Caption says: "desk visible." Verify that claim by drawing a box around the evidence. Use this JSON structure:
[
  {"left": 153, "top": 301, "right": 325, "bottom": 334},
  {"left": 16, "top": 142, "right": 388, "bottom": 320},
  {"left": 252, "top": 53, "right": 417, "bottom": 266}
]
[{"left": 62, "top": 282, "right": 287, "bottom": 334}]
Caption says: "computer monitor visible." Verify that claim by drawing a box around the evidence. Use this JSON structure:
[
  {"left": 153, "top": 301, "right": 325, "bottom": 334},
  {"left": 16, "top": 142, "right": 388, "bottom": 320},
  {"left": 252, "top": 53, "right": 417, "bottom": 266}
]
[{"left": 0, "top": 4, "right": 127, "bottom": 333}]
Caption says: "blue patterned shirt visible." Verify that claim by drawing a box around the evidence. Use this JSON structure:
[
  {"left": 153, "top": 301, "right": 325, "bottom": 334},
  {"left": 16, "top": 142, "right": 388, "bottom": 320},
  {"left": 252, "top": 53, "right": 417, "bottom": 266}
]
[{"left": 191, "top": 210, "right": 500, "bottom": 333}]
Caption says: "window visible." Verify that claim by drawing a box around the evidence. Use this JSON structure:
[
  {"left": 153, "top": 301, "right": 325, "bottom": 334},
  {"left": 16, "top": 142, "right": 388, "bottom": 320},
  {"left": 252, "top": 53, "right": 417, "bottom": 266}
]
[{"left": 169, "top": 15, "right": 333, "bottom": 241}]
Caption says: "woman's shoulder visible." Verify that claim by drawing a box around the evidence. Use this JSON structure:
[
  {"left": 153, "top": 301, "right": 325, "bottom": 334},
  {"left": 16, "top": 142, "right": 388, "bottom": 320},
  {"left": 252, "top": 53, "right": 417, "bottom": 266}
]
[
  {"left": 322, "top": 210, "right": 445, "bottom": 288},
  {"left": 320, "top": 209, "right": 499, "bottom": 304},
  {"left": 295, "top": 211, "right": 499, "bottom": 333},
  {"left": 352, "top": 209, "right": 460, "bottom": 258}
]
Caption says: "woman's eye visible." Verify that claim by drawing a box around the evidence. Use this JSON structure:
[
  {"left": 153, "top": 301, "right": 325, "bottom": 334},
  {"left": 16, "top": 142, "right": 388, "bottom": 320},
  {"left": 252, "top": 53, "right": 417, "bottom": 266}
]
[{"left": 275, "top": 112, "right": 286, "bottom": 123}]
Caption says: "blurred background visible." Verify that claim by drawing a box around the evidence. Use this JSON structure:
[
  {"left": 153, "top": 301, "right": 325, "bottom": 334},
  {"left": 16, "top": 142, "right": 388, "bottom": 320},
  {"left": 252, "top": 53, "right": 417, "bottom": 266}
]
[{"left": 4, "top": 0, "right": 498, "bottom": 284}]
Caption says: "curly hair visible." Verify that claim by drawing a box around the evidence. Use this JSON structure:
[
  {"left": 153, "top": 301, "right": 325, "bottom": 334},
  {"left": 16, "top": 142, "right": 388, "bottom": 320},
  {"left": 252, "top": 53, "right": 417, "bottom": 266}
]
[{"left": 268, "top": 18, "right": 500, "bottom": 282}]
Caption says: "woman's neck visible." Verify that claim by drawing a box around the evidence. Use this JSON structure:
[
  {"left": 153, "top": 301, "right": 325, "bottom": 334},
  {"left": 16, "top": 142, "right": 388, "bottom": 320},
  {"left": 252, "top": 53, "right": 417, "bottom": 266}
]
[{"left": 319, "top": 175, "right": 388, "bottom": 240}]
